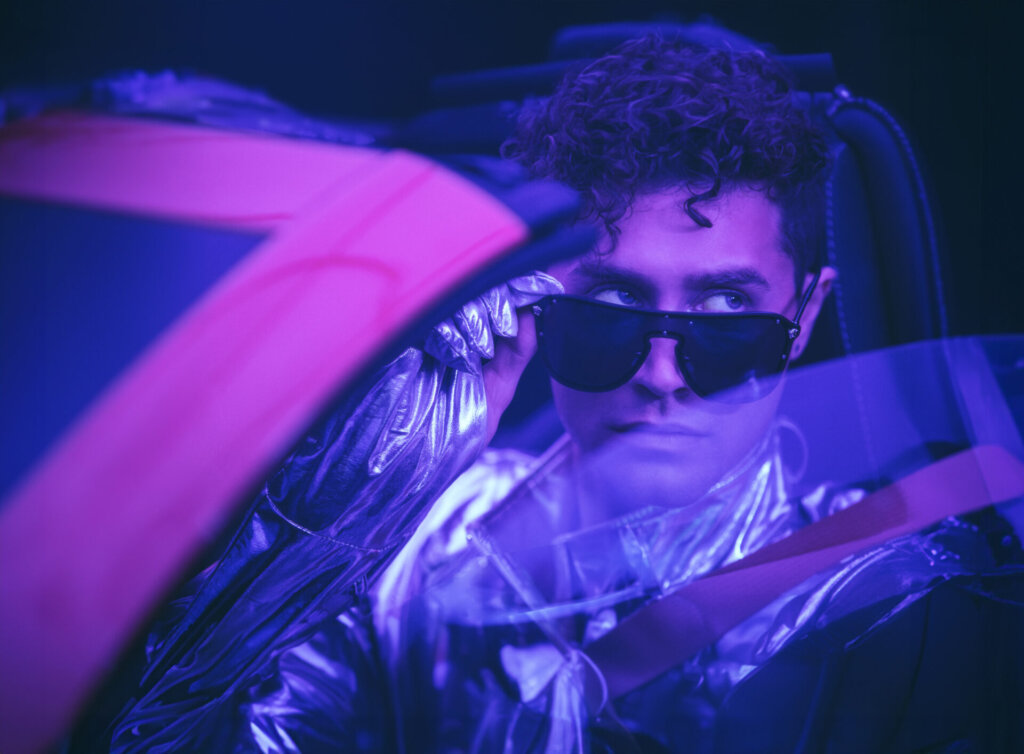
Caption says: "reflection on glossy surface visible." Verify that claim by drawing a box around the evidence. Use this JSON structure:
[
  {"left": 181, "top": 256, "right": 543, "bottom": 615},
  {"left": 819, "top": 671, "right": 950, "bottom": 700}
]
[
  {"left": 106, "top": 274, "right": 560, "bottom": 753},
  {"left": 107, "top": 338, "right": 1024, "bottom": 753},
  {"left": 377, "top": 338, "right": 1024, "bottom": 753}
]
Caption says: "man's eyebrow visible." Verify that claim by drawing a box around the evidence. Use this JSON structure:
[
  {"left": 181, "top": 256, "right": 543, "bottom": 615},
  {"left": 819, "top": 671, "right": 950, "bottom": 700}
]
[
  {"left": 569, "top": 259, "right": 657, "bottom": 294},
  {"left": 571, "top": 260, "right": 772, "bottom": 292},
  {"left": 683, "top": 268, "right": 771, "bottom": 290}
]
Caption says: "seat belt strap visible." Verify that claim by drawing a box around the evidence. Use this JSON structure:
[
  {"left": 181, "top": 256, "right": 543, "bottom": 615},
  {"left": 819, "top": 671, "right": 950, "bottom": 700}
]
[{"left": 584, "top": 444, "right": 1024, "bottom": 701}]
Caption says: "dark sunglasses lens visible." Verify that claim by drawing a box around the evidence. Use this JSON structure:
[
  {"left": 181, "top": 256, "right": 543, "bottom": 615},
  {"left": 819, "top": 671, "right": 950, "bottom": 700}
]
[
  {"left": 538, "top": 298, "right": 647, "bottom": 391},
  {"left": 678, "top": 317, "right": 791, "bottom": 402}
]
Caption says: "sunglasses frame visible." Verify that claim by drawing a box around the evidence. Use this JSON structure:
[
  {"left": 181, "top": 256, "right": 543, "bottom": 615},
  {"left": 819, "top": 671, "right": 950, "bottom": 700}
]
[{"left": 533, "top": 269, "right": 821, "bottom": 399}]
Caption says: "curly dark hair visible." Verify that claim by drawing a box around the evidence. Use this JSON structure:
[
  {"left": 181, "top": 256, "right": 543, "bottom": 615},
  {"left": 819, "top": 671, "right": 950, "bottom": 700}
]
[{"left": 501, "top": 35, "right": 831, "bottom": 282}]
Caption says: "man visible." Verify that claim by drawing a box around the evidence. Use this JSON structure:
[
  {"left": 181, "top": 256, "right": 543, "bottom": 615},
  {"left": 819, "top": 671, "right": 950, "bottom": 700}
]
[
  {"left": 364, "top": 36, "right": 1021, "bottom": 753},
  {"left": 111, "top": 35, "right": 1023, "bottom": 753},
  {"left": 252, "top": 36, "right": 848, "bottom": 750},
  {"left": 364, "top": 36, "right": 843, "bottom": 750}
]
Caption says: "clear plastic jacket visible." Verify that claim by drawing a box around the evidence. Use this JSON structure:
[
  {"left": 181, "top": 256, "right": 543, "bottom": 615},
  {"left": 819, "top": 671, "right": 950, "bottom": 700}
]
[
  {"left": 107, "top": 274, "right": 561, "bottom": 753},
  {"left": 377, "top": 338, "right": 1024, "bottom": 753},
  {"left": 236, "top": 448, "right": 539, "bottom": 753}
]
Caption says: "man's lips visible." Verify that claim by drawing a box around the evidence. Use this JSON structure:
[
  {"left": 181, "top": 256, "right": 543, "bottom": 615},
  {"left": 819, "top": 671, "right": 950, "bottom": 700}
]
[{"left": 608, "top": 421, "right": 708, "bottom": 437}]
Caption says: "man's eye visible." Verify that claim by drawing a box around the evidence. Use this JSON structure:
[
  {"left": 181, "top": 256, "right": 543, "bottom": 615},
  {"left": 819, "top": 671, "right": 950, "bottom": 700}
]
[
  {"left": 697, "top": 292, "right": 747, "bottom": 313},
  {"left": 592, "top": 288, "right": 643, "bottom": 308}
]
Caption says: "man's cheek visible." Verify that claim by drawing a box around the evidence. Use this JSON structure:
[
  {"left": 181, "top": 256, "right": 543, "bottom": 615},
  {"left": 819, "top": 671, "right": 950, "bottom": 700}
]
[{"left": 551, "top": 386, "right": 608, "bottom": 450}]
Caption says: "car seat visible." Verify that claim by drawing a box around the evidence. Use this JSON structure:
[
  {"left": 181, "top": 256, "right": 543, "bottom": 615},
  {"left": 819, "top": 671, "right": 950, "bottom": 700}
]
[{"left": 384, "top": 20, "right": 949, "bottom": 451}]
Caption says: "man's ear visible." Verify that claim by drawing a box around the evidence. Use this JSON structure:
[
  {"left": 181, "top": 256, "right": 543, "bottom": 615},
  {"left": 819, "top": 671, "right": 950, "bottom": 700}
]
[{"left": 791, "top": 266, "right": 837, "bottom": 361}]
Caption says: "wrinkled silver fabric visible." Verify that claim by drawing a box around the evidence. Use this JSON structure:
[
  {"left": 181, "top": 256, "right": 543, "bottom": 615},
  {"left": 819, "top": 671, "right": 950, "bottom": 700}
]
[
  {"left": 107, "top": 273, "right": 560, "bottom": 753},
  {"left": 222, "top": 424, "right": 857, "bottom": 751},
  {"left": 372, "top": 429, "right": 1023, "bottom": 753},
  {"left": 425, "top": 273, "right": 562, "bottom": 374},
  {"left": 235, "top": 448, "right": 539, "bottom": 754},
  {"left": 227, "top": 423, "right": 1024, "bottom": 753},
  {"left": 384, "top": 425, "right": 848, "bottom": 748},
  {"left": 110, "top": 337, "right": 1024, "bottom": 754}
]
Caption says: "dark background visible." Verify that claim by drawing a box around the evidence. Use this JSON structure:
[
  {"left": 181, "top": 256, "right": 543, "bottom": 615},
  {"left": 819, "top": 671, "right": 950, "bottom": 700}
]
[{"left": 1, "top": 0, "right": 1021, "bottom": 335}]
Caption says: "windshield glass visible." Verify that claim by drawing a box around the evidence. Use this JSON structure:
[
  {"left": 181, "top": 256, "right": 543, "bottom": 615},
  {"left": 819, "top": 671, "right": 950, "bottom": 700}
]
[{"left": 389, "top": 336, "right": 1024, "bottom": 753}]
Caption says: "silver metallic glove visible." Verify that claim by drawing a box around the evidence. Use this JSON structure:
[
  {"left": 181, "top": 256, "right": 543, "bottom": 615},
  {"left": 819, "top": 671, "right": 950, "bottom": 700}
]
[
  {"left": 367, "top": 271, "right": 563, "bottom": 475},
  {"left": 423, "top": 272, "right": 564, "bottom": 375}
]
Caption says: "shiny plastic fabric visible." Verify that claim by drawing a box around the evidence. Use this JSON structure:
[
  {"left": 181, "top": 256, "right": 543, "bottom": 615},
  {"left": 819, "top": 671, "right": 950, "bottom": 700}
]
[
  {"left": 106, "top": 273, "right": 560, "bottom": 753},
  {"left": 426, "top": 273, "right": 564, "bottom": 375},
  {"left": 114, "top": 337, "right": 1024, "bottom": 753},
  {"left": 368, "top": 337, "right": 1024, "bottom": 753}
]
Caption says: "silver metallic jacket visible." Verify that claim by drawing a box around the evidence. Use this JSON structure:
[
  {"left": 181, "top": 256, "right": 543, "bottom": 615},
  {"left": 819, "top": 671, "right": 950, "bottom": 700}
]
[
  {"left": 112, "top": 431, "right": 1019, "bottom": 753},
  {"left": 106, "top": 275, "right": 560, "bottom": 752},
  {"left": 107, "top": 314, "right": 1024, "bottom": 753}
]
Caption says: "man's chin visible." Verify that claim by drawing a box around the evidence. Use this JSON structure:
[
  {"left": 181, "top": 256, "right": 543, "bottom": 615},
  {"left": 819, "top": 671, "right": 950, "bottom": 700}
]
[{"left": 573, "top": 434, "right": 723, "bottom": 522}]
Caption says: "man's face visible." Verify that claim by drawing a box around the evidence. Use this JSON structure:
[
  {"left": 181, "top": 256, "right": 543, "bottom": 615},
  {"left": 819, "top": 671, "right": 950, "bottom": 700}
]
[{"left": 546, "top": 187, "right": 833, "bottom": 515}]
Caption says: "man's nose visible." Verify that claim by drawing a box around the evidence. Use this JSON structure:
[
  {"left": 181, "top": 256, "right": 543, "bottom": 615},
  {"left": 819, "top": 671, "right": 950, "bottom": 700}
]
[{"left": 633, "top": 336, "right": 689, "bottom": 397}]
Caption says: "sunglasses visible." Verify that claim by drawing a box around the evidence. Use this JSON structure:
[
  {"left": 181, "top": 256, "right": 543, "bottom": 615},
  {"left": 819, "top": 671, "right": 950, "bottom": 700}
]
[{"left": 533, "top": 271, "right": 820, "bottom": 403}]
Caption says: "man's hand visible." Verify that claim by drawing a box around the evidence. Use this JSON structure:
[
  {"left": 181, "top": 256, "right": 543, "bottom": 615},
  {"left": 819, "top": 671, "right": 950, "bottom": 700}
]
[
  {"left": 424, "top": 271, "right": 563, "bottom": 445},
  {"left": 483, "top": 307, "right": 538, "bottom": 443}
]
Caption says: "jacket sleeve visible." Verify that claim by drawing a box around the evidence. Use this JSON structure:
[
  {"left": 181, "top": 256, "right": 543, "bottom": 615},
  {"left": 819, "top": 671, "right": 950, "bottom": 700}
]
[
  {"left": 109, "top": 347, "right": 488, "bottom": 752},
  {"left": 235, "top": 597, "right": 393, "bottom": 754}
]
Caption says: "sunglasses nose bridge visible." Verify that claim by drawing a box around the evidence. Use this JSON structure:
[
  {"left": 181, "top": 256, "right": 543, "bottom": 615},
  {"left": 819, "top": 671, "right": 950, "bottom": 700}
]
[
  {"left": 635, "top": 330, "right": 690, "bottom": 393},
  {"left": 645, "top": 310, "right": 688, "bottom": 340},
  {"left": 643, "top": 315, "right": 690, "bottom": 354}
]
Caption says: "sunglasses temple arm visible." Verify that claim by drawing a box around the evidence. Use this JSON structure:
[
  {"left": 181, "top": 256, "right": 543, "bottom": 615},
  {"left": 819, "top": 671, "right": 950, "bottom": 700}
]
[{"left": 792, "top": 268, "right": 822, "bottom": 326}]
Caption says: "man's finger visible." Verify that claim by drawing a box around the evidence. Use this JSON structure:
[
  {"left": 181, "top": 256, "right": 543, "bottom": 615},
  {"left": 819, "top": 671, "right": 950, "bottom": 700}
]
[{"left": 483, "top": 308, "right": 538, "bottom": 443}]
